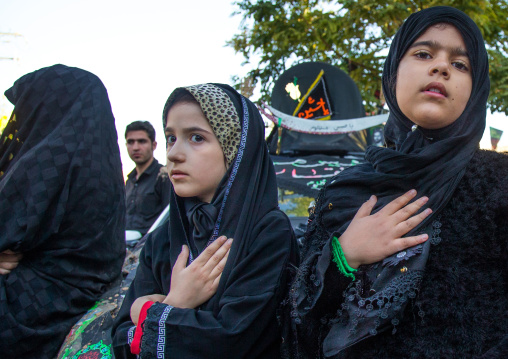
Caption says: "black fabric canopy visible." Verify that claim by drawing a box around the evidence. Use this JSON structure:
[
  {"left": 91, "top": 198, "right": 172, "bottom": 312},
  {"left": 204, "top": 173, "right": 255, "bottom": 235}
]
[
  {"left": 267, "top": 62, "right": 367, "bottom": 155},
  {"left": 272, "top": 154, "right": 363, "bottom": 197}
]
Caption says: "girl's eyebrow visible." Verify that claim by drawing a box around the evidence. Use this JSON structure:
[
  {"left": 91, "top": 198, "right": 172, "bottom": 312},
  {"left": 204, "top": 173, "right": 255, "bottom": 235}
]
[
  {"left": 165, "top": 125, "right": 213, "bottom": 135},
  {"left": 409, "top": 40, "right": 469, "bottom": 58}
]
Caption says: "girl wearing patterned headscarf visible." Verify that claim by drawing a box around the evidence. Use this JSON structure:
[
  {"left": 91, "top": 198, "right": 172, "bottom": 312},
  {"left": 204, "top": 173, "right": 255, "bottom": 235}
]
[
  {"left": 282, "top": 6, "right": 508, "bottom": 359},
  {"left": 0, "top": 64, "right": 126, "bottom": 359},
  {"left": 112, "top": 83, "right": 299, "bottom": 358}
]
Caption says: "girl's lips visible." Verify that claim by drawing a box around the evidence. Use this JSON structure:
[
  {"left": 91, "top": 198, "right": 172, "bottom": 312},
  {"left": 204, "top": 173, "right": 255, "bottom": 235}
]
[
  {"left": 423, "top": 82, "right": 447, "bottom": 98},
  {"left": 423, "top": 90, "right": 446, "bottom": 99},
  {"left": 170, "top": 170, "right": 188, "bottom": 179}
]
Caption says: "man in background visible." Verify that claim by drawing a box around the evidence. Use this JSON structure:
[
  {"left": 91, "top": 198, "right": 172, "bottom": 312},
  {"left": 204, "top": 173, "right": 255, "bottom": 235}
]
[{"left": 125, "top": 121, "right": 169, "bottom": 235}]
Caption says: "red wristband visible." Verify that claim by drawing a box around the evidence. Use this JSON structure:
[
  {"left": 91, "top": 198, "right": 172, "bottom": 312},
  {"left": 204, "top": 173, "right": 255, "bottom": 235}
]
[{"left": 130, "top": 300, "right": 154, "bottom": 355}]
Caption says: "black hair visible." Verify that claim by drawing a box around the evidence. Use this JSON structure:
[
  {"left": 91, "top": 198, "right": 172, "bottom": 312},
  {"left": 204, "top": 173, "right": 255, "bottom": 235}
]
[
  {"left": 170, "top": 91, "right": 199, "bottom": 107},
  {"left": 162, "top": 89, "right": 201, "bottom": 127},
  {"left": 125, "top": 121, "right": 156, "bottom": 142}
]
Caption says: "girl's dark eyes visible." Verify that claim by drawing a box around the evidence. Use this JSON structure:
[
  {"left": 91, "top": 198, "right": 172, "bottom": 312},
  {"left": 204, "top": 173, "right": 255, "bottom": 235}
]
[
  {"left": 452, "top": 61, "right": 469, "bottom": 71},
  {"left": 166, "top": 135, "right": 176, "bottom": 146},
  {"left": 413, "top": 50, "right": 469, "bottom": 72},
  {"left": 414, "top": 51, "right": 432, "bottom": 59},
  {"left": 190, "top": 134, "right": 204, "bottom": 143},
  {"left": 166, "top": 134, "right": 205, "bottom": 146}
]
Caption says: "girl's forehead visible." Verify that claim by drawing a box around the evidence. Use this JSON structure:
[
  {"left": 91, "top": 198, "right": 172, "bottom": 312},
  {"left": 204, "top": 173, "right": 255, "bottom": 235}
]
[
  {"left": 411, "top": 23, "right": 465, "bottom": 47},
  {"left": 404, "top": 23, "right": 469, "bottom": 62},
  {"left": 165, "top": 102, "right": 211, "bottom": 129}
]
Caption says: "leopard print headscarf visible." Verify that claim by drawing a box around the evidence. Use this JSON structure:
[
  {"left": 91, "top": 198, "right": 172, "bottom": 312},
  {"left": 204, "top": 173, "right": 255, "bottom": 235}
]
[{"left": 163, "top": 84, "right": 242, "bottom": 167}]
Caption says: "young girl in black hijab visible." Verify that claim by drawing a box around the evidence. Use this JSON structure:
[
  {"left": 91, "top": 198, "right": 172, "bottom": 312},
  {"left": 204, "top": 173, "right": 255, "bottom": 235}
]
[
  {"left": 0, "top": 64, "right": 126, "bottom": 359},
  {"left": 283, "top": 6, "right": 508, "bottom": 358},
  {"left": 112, "top": 83, "right": 299, "bottom": 358}
]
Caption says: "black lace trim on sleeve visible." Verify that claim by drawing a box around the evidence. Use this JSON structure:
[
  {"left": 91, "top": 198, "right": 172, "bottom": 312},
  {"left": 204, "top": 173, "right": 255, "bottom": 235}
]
[{"left": 139, "top": 302, "right": 173, "bottom": 358}]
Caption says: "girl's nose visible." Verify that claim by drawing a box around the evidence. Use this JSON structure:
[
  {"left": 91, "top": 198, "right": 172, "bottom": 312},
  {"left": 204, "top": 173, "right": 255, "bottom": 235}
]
[
  {"left": 429, "top": 59, "right": 450, "bottom": 79},
  {"left": 167, "top": 141, "right": 185, "bottom": 163}
]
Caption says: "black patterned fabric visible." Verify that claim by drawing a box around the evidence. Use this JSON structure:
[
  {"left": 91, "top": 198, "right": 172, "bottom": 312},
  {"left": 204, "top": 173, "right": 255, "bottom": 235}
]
[
  {"left": 0, "top": 64, "right": 126, "bottom": 359},
  {"left": 283, "top": 150, "right": 508, "bottom": 358}
]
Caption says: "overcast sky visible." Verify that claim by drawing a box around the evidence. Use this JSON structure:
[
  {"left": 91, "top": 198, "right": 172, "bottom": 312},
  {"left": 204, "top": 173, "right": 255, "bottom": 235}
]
[
  {"left": 1, "top": 0, "right": 506, "bottom": 174},
  {"left": 0, "top": 0, "right": 248, "bottom": 173}
]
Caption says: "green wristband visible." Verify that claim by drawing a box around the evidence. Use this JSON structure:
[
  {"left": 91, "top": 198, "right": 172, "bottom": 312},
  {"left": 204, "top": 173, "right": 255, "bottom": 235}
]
[{"left": 331, "top": 236, "right": 357, "bottom": 280}]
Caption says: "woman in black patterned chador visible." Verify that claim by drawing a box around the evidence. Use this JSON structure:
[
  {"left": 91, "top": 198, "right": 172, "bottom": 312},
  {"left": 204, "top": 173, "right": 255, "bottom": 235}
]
[
  {"left": 282, "top": 6, "right": 508, "bottom": 359},
  {"left": 112, "top": 84, "right": 299, "bottom": 358},
  {"left": 0, "top": 64, "right": 126, "bottom": 359}
]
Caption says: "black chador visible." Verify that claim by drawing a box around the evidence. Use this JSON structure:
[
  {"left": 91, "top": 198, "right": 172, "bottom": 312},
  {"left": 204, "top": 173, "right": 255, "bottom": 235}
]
[
  {"left": 0, "top": 65, "right": 126, "bottom": 359},
  {"left": 112, "top": 83, "right": 299, "bottom": 358}
]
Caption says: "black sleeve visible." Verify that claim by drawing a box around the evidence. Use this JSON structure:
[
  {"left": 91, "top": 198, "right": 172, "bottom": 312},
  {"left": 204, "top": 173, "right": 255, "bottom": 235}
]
[
  {"left": 480, "top": 154, "right": 508, "bottom": 358},
  {"left": 484, "top": 152, "right": 508, "bottom": 292},
  {"left": 281, "top": 232, "right": 353, "bottom": 359},
  {"left": 494, "top": 158, "right": 508, "bottom": 294},
  {"left": 137, "top": 212, "right": 296, "bottom": 359},
  {"left": 111, "top": 228, "right": 169, "bottom": 359}
]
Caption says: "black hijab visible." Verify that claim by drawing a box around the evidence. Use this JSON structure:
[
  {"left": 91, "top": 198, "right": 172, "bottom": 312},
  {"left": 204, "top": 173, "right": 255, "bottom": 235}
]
[
  {"left": 0, "top": 64, "right": 126, "bottom": 256},
  {"left": 0, "top": 64, "right": 125, "bottom": 358},
  {"left": 290, "top": 6, "right": 489, "bottom": 357},
  {"left": 112, "top": 83, "right": 297, "bottom": 358},
  {"left": 162, "top": 82, "right": 280, "bottom": 286}
]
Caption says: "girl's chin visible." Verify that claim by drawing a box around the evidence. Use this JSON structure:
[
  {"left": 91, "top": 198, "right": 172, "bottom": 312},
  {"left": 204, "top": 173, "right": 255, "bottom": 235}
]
[
  {"left": 405, "top": 105, "right": 463, "bottom": 130},
  {"left": 410, "top": 113, "right": 459, "bottom": 130},
  {"left": 173, "top": 188, "right": 201, "bottom": 200}
]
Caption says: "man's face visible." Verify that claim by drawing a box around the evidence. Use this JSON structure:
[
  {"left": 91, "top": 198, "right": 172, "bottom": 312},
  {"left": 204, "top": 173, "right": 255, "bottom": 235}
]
[{"left": 126, "top": 130, "right": 156, "bottom": 165}]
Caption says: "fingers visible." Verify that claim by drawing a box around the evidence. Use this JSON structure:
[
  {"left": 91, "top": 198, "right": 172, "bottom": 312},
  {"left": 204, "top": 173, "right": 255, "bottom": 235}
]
[
  {"left": 166, "top": 237, "right": 232, "bottom": 309},
  {"left": 202, "top": 237, "right": 233, "bottom": 273},
  {"left": 209, "top": 245, "right": 231, "bottom": 279},
  {"left": 381, "top": 189, "right": 417, "bottom": 215},
  {"left": 395, "top": 207, "right": 433, "bottom": 237},
  {"left": 381, "top": 190, "right": 432, "bottom": 238},
  {"left": 0, "top": 251, "right": 23, "bottom": 262},
  {"left": 146, "top": 294, "right": 167, "bottom": 303},
  {"left": 0, "top": 261, "right": 19, "bottom": 271},
  {"left": 0, "top": 251, "right": 23, "bottom": 275},
  {"left": 193, "top": 236, "right": 228, "bottom": 265},
  {"left": 173, "top": 245, "right": 190, "bottom": 272},
  {"left": 212, "top": 272, "right": 223, "bottom": 289},
  {"left": 390, "top": 233, "right": 429, "bottom": 254},
  {"left": 353, "top": 195, "right": 377, "bottom": 219},
  {"left": 392, "top": 195, "right": 430, "bottom": 223}
]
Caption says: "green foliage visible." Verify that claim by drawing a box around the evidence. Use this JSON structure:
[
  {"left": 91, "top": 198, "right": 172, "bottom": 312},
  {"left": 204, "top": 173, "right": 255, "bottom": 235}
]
[
  {"left": 278, "top": 188, "right": 314, "bottom": 217},
  {"left": 228, "top": 0, "right": 508, "bottom": 114}
]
